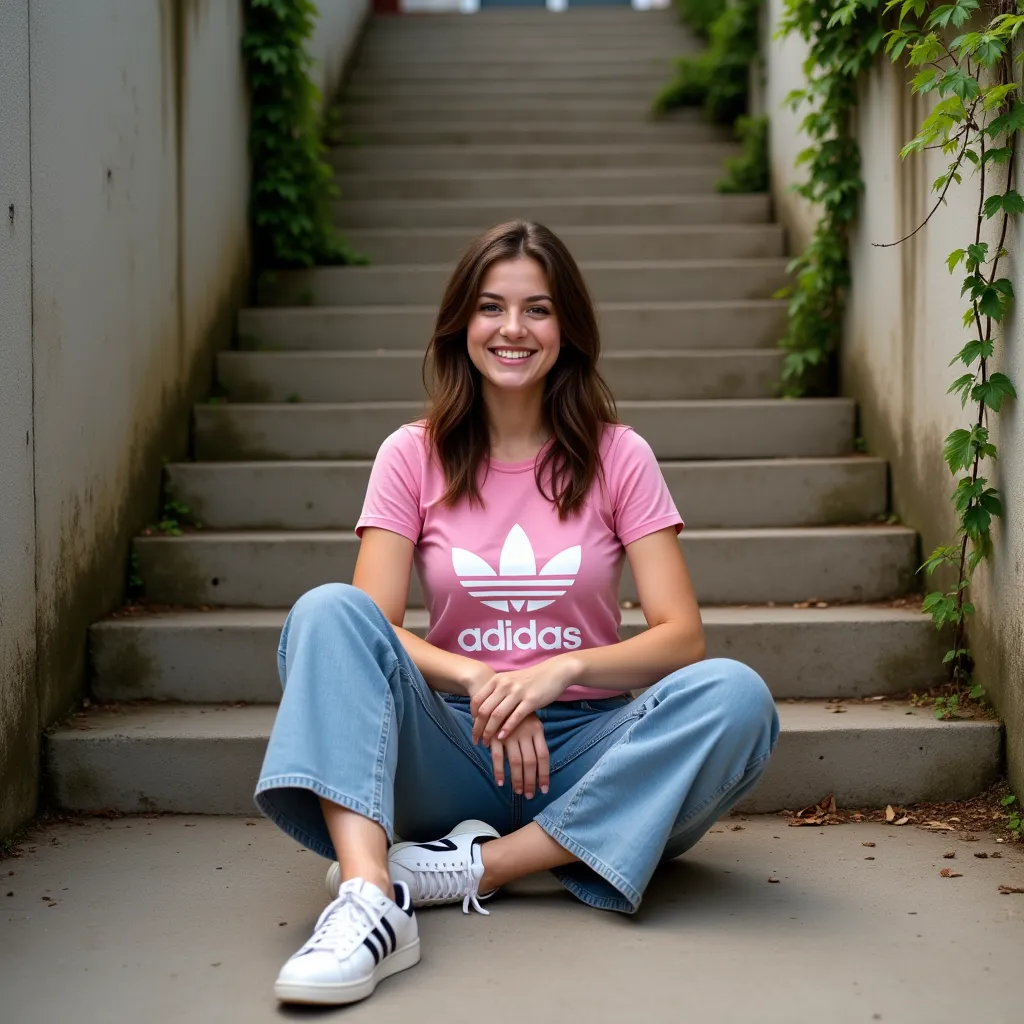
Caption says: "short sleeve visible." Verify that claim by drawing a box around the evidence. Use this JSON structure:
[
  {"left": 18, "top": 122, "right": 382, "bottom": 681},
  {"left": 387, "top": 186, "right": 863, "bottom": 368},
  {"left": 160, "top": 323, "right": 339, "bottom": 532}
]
[
  {"left": 355, "top": 425, "right": 424, "bottom": 543},
  {"left": 608, "top": 427, "right": 684, "bottom": 547}
]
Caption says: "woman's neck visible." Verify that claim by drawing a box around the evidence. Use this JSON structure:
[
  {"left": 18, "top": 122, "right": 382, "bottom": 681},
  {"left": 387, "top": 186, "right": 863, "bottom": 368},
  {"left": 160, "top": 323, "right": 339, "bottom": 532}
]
[{"left": 483, "top": 383, "right": 549, "bottom": 461}]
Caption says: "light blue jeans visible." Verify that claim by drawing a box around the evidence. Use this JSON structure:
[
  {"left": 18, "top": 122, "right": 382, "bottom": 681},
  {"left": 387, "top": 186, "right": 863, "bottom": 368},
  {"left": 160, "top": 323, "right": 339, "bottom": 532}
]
[{"left": 255, "top": 583, "right": 779, "bottom": 914}]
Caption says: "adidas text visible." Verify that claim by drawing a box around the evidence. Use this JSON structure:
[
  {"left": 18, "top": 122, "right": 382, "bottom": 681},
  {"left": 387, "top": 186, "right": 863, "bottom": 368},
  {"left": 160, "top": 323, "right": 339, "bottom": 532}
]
[{"left": 457, "top": 619, "right": 582, "bottom": 653}]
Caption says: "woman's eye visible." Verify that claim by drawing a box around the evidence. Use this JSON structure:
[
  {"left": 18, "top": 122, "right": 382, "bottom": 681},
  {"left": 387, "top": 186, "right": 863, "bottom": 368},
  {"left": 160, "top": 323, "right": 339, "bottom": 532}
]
[
  {"left": 529, "top": 306, "right": 551, "bottom": 316},
  {"left": 480, "top": 303, "right": 501, "bottom": 313}
]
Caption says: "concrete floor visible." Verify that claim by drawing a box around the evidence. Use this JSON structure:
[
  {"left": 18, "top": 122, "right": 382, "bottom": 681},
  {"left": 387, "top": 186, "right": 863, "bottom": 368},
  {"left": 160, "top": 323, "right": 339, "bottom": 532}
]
[{"left": 2, "top": 815, "right": 1022, "bottom": 1024}]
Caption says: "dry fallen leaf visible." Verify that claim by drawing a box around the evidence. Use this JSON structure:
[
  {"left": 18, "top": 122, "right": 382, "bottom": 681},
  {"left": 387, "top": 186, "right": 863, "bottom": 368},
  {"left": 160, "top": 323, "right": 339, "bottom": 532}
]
[
  {"left": 865, "top": 856, "right": 875, "bottom": 860},
  {"left": 974, "top": 852, "right": 989, "bottom": 859},
  {"left": 991, "top": 852, "right": 1002, "bottom": 859},
  {"left": 921, "top": 821, "right": 955, "bottom": 831},
  {"left": 730, "top": 825, "right": 745, "bottom": 831},
  {"left": 885, "top": 805, "right": 896, "bottom": 822},
  {"left": 943, "top": 851, "right": 956, "bottom": 859},
  {"left": 862, "top": 841, "right": 876, "bottom": 848},
  {"left": 998, "top": 885, "right": 1024, "bottom": 895},
  {"left": 939, "top": 868, "right": 962, "bottom": 878},
  {"left": 894, "top": 816, "right": 910, "bottom": 826},
  {"left": 768, "top": 876, "right": 780, "bottom": 883}
]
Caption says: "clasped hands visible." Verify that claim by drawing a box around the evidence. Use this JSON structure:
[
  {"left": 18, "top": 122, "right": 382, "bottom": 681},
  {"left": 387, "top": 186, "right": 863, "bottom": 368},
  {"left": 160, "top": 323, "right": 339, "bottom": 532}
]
[{"left": 464, "top": 655, "right": 581, "bottom": 800}]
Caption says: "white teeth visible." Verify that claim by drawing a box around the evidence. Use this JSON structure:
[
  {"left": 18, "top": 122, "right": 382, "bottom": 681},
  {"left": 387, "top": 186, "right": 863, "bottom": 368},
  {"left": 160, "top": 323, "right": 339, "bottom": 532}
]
[{"left": 492, "top": 350, "right": 533, "bottom": 360}]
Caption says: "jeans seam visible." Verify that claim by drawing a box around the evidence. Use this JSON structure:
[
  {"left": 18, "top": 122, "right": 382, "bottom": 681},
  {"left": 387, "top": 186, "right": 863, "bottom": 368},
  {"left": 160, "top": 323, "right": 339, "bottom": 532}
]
[
  {"left": 403, "top": 665, "right": 504, "bottom": 791},
  {"left": 371, "top": 666, "right": 396, "bottom": 822},
  {"left": 549, "top": 707, "right": 645, "bottom": 773}
]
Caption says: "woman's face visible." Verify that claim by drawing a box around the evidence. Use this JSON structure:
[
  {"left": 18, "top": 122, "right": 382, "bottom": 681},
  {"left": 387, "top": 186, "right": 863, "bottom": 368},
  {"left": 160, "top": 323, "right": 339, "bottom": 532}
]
[{"left": 466, "top": 257, "right": 561, "bottom": 396}]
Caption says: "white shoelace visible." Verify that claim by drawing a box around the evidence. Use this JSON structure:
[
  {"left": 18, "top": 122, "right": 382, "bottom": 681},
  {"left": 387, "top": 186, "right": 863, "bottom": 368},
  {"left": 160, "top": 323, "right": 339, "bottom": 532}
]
[
  {"left": 410, "top": 858, "right": 489, "bottom": 916},
  {"left": 300, "top": 883, "right": 383, "bottom": 958}
]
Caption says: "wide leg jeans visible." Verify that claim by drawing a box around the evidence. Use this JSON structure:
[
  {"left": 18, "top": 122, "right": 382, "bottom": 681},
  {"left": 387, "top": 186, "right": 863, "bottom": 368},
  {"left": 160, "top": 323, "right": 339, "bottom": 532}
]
[{"left": 255, "top": 583, "right": 779, "bottom": 913}]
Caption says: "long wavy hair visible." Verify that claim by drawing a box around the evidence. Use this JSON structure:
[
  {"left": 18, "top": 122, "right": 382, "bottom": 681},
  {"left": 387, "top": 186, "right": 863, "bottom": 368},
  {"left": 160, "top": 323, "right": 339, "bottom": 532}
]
[{"left": 421, "top": 220, "right": 618, "bottom": 521}]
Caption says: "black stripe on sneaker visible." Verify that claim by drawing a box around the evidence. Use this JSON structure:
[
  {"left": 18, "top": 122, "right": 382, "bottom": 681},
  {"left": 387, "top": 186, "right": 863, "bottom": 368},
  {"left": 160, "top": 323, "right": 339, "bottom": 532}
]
[
  {"left": 380, "top": 916, "right": 396, "bottom": 953},
  {"left": 362, "top": 936, "right": 381, "bottom": 965},
  {"left": 371, "top": 925, "right": 391, "bottom": 956},
  {"left": 413, "top": 839, "right": 458, "bottom": 852},
  {"left": 393, "top": 880, "right": 415, "bottom": 916}
]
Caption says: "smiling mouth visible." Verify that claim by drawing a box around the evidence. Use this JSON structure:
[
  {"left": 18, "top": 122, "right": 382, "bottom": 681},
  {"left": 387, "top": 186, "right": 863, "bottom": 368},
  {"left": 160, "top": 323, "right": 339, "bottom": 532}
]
[{"left": 489, "top": 348, "right": 536, "bottom": 361}]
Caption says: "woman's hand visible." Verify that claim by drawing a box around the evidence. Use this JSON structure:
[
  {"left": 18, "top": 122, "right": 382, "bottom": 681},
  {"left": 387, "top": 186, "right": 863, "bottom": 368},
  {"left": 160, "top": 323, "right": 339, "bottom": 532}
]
[
  {"left": 489, "top": 713, "right": 550, "bottom": 798},
  {"left": 470, "top": 655, "right": 580, "bottom": 746}
]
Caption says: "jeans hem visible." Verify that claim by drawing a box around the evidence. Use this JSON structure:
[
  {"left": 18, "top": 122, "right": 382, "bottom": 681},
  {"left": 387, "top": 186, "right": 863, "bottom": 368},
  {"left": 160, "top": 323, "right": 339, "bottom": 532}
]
[
  {"left": 534, "top": 816, "right": 641, "bottom": 914},
  {"left": 254, "top": 774, "right": 394, "bottom": 854}
]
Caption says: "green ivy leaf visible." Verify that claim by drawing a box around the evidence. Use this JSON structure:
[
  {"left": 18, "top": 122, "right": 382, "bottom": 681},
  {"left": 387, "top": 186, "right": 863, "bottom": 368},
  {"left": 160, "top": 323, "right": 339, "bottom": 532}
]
[
  {"left": 972, "top": 372, "right": 1017, "bottom": 411},
  {"left": 943, "top": 428, "right": 974, "bottom": 472},
  {"left": 952, "top": 337, "right": 994, "bottom": 366},
  {"left": 946, "top": 248, "right": 967, "bottom": 272},
  {"left": 985, "top": 101, "right": 1024, "bottom": 138}
]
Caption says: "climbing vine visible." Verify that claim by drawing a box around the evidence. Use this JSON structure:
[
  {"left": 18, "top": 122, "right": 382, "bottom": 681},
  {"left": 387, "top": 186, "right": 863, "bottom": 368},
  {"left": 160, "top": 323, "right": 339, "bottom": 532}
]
[
  {"left": 778, "top": 0, "right": 1021, "bottom": 723},
  {"left": 242, "top": 0, "right": 362, "bottom": 272},
  {"left": 775, "top": 0, "right": 886, "bottom": 395},
  {"left": 881, "top": 0, "right": 1021, "bottom": 708}
]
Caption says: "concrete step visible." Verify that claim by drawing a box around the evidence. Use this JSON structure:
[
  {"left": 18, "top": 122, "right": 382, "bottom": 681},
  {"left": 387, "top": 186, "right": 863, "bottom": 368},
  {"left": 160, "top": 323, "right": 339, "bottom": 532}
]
[
  {"left": 343, "top": 80, "right": 681, "bottom": 102},
  {"left": 167, "top": 456, "right": 886, "bottom": 532},
  {"left": 256, "top": 260, "right": 789, "bottom": 307},
  {"left": 336, "top": 121, "right": 727, "bottom": 147},
  {"left": 192, "top": 399, "right": 854, "bottom": 462},
  {"left": 348, "top": 65, "right": 673, "bottom": 84},
  {"left": 90, "top": 605, "right": 942, "bottom": 705},
  {"left": 330, "top": 143, "right": 741, "bottom": 173},
  {"left": 332, "top": 196, "right": 771, "bottom": 230},
  {"left": 354, "top": 48, "right": 689, "bottom": 67},
  {"left": 47, "top": 701, "right": 1000, "bottom": 814},
  {"left": 341, "top": 225, "right": 786, "bottom": 264},
  {"left": 237, "top": 301, "right": 788, "bottom": 352},
  {"left": 335, "top": 167, "right": 732, "bottom": 201},
  {"left": 337, "top": 101, "right": 698, "bottom": 124},
  {"left": 131, "top": 526, "right": 916, "bottom": 608},
  {"left": 215, "top": 349, "right": 786, "bottom": 403}
]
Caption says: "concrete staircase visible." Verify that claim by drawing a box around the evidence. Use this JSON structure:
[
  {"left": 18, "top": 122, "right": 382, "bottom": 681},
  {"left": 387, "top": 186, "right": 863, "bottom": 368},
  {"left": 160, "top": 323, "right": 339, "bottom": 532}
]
[{"left": 47, "top": 8, "right": 1001, "bottom": 816}]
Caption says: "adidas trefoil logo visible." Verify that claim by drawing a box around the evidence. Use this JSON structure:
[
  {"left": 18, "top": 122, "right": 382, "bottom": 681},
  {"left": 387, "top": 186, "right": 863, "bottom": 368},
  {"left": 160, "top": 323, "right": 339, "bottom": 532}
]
[{"left": 452, "top": 524, "right": 581, "bottom": 613}]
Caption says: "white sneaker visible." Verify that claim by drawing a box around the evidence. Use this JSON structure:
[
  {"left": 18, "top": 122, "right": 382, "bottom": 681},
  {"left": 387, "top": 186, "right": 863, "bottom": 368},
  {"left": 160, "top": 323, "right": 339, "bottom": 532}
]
[
  {"left": 325, "top": 819, "right": 500, "bottom": 914},
  {"left": 274, "top": 878, "right": 420, "bottom": 1005}
]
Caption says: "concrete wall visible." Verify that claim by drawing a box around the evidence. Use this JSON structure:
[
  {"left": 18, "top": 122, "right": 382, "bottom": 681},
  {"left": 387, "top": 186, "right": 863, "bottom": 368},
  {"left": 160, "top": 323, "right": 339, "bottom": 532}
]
[
  {"left": 0, "top": 0, "right": 369, "bottom": 839},
  {"left": 763, "top": 7, "right": 1024, "bottom": 792}
]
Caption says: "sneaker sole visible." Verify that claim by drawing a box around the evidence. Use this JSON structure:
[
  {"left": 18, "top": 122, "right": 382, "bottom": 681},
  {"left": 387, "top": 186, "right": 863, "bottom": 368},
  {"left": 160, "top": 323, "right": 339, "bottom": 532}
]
[
  {"left": 274, "top": 938, "right": 421, "bottom": 1005},
  {"left": 325, "top": 819, "right": 501, "bottom": 900}
]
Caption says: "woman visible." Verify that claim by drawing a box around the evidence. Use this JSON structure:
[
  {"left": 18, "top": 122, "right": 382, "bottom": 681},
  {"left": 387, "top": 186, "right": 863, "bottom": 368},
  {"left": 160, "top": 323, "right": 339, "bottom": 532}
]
[{"left": 255, "top": 220, "right": 779, "bottom": 1006}]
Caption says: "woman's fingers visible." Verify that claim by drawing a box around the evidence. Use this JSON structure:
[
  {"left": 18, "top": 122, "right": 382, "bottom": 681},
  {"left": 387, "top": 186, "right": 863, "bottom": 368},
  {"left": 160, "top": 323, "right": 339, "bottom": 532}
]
[
  {"left": 480, "top": 693, "right": 520, "bottom": 746},
  {"left": 495, "top": 698, "right": 537, "bottom": 742},
  {"left": 470, "top": 677, "right": 497, "bottom": 726},
  {"left": 490, "top": 739, "right": 505, "bottom": 787},
  {"left": 472, "top": 685, "right": 509, "bottom": 744},
  {"left": 534, "top": 730, "right": 551, "bottom": 795},
  {"left": 507, "top": 740, "right": 524, "bottom": 795},
  {"left": 519, "top": 739, "right": 538, "bottom": 799}
]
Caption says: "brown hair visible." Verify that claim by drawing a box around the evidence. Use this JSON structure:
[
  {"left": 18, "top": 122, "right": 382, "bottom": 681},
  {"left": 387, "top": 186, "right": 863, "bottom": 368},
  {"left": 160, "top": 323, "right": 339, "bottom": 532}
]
[{"left": 421, "top": 220, "right": 618, "bottom": 521}]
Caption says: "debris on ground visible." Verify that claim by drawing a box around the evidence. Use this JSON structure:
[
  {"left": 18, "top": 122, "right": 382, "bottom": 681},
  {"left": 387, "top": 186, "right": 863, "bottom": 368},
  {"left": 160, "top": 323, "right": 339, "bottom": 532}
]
[{"left": 766, "top": 782, "right": 1022, "bottom": 842}]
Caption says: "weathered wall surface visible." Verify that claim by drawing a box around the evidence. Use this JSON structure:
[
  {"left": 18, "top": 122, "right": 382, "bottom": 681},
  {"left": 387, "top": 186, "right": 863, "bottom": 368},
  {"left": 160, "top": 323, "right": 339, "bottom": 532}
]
[
  {"left": 761, "top": 0, "right": 817, "bottom": 254},
  {"left": 0, "top": 0, "right": 369, "bottom": 839},
  {"left": 764, "top": 13, "right": 1024, "bottom": 792},
  {"left": 0, "top": 0, "right": 39, "bottom": 839},
  {"left": 310, "top": 0, "right": 371, "bottom": 101}
]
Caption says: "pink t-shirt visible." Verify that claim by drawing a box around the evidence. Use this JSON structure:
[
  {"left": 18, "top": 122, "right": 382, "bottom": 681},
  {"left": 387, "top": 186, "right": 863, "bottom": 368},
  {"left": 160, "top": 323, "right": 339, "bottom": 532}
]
[{"left": 355, "top": 420, "right": 684, "bottom": 701}]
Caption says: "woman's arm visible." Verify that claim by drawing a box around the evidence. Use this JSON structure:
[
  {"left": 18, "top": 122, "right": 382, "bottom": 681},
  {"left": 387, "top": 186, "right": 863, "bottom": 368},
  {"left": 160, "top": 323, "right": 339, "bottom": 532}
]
[
  {"left": 352, "top": 526, "right": 492, "bottom": 696},
  {"left": 559, "top": 525, "right": 705, "bottom": 690}
]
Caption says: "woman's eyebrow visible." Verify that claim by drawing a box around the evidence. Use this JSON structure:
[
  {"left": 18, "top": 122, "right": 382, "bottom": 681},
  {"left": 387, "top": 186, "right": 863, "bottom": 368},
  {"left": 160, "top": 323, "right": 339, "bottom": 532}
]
[{"left": 479, "top": 292, "right": 554, "bottom": 302}]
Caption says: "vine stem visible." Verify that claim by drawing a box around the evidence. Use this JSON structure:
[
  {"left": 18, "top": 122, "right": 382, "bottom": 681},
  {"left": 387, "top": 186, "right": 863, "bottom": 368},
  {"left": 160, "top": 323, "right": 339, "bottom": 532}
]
[{"left": 872, "top": 122, "right": 974, "bottom": 248}]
